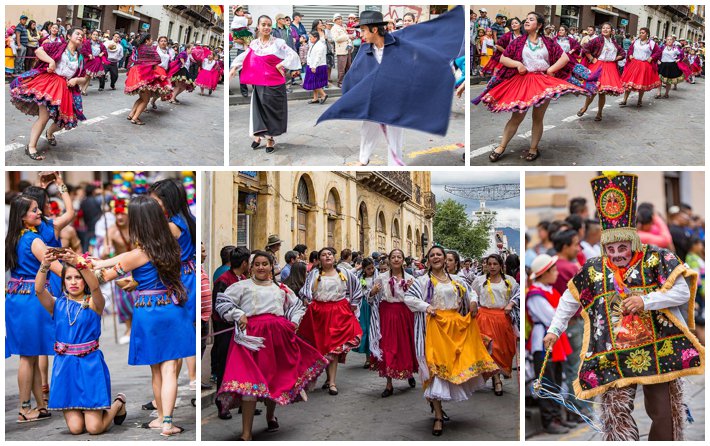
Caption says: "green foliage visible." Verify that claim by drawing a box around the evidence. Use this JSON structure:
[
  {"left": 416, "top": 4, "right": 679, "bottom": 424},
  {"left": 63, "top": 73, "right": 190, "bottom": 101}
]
[{"left": 432, "top": 198, "right": 491, "bottom": 259}]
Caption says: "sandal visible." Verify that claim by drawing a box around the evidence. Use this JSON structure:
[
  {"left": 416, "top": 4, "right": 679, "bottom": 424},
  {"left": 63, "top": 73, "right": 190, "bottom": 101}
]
[
  {"left": 654, "top": 94, "right": 662, "bottom": 99},
  {"left": 328, "top": 384, "right": 338, "bottom": 395},
  {"left": 45, "top": 131, "right": 57, "bottom": 146},
  {"left": 25, "top": 145, "right": 45, "bottom": 161},
  {"left": 381, "top": 387, "right": 394, "bottom": 398},
  {"left": 663, "top": 94, "right": 669, "bottom": 98},
  {"left": 594, "top": 115, "right": 602, "bottom": 122},
  {"left": 266, "top": 417, "right": 279, "bottom": 432},
  {"left": 131, "top": 119, "right": 145, "bottom": 126},
  {"left": 488, "top": 146, "right": 505, "bottom": 162},
  {"left": 525, "top": 149, "right": 540, "bottom": 162},
  {"left": 576, "top": 109, "right": 586, "bottom": 117},
  {"left": 114, "top": 393, "right": 127, "bottom": 425},
  {"left": 493, "top": 378, "right": 504, "bottom": 396},
  {"left": 619, "top": 101, "right": 627, "bottom": 107},
  {"left": 141, "top": 401, "right": 157, "bottom": 411},
  {"left": 151, "top": 103, "right": 157, "bottom": 110},
  {"left": 432, "top": 418, "right": 444, "bottom": 436},
  {"left": 160, "top": 425, "right": 185, "bottom": 437}
]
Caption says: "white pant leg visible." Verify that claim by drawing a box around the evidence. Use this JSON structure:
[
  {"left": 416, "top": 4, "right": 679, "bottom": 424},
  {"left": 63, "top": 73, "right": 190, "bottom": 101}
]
[
  {"left": 359, "top": 121, "right": 380, "bottom": 164},
  {"left": 382, "top": 125, "right": 405, "bottom": 166}
]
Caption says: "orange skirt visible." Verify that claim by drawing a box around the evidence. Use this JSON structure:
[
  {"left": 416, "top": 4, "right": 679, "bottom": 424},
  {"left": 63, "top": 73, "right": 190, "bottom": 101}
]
[{"left": 476, "top": 307, "right": 517, "bottom": 377}]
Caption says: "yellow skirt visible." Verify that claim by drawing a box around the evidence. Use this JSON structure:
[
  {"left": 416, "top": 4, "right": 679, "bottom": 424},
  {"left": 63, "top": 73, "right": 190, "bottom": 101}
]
[
  {"left": 5, "top": 46, "right": 15, "bottom": 72},
  {"left": 424, "top": 309, "right": 500, "bottom": 389}
]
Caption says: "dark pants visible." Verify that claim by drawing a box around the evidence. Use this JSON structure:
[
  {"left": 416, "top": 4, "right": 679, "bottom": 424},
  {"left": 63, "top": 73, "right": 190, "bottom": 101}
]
[
  {"left": 336, "top": 52, "right": 352, "bottom": 87},
  {"left": 100, "top": 61, "right": 119, "bottom": 89},
  {"left": 201, "top": 321, "right": 209, "bottom": 359},
  {"left": 533, "top": 350, "right": 564, "bottom": 427},
  {"left": 235, "top": 48, "right": 248, "bottom": 96},
  {"left": 210, "top": 320, "right": 232, "bottom": 387}
]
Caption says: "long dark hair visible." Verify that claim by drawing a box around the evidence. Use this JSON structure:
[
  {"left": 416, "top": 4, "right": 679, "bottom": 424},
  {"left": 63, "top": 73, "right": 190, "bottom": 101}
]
[
  {"left": 131, "top": 31, "right": 150, "bottom": 47},
  {"left": 527, "top": 11, "right": 545, "bottom": 35},
  {"left": 311, "top": 19, "right": 323, "bottom": 32},
  {"left": 446, "top": 250, "right": 461, "bottom": 274},
  {"left": 128, "top": 196, "right": 186, "bottom": 304},
  {"left": 283, "top": 260, "right": 307, "bottom": 293},
  {"left": 505, "top": 253, "right": 520, "bottom": 279},
  {"left": 388, "top": 248, "right": 406, "bottom": 277},
  {"left": 426, "top": 245, "right": 447, "bottom": 275},
  {"left": 150, "top": 179, "right": 196, "bottom": 246},
  {"left": 5, "top": 196, "right": 37, "bottom": 271},
  {"left": 485, "top": 253, "right": 505, "bottom": 278},
  {"left": 21, "top": 186, "right": 50, "bottom": 222}
]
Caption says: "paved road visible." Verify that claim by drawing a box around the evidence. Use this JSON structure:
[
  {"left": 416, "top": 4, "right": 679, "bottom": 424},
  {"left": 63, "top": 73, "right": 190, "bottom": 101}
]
[
  {"left": 470, "top": 77, "right": 705, "bottom": 166},
  {"left": 229, "top": 88, "right": 465, "bottom": 167},
  {"left": 201, "top": 351, "right": 519, "bottom": 441},
  {"left": 5, "top": 317, "right": 196, "bottom": 441},
  {"left": 527, "top": 374, "right": 705, "bottom": 441},
  {"left": 5, "top": 75, "right": 224, "bottom": 166}
]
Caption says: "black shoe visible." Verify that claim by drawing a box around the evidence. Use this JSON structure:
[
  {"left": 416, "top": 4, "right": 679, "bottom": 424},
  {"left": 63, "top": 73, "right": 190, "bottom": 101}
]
[
  {"left": 113, "top": 393, "right": 127, "bottom": 425},
  {"left": 544, "top": 421, "right": 570, "bottom": 434},
  {"left": 432, "top": 418, "right": 443, "bottom": 436},
  {"left": 251, "top": 139, "right": 261, "bottom": 149},
  {"left": 241, "top": 91, "right": 248, "bottom": 97},
  {"left": 266, "top": 417, "right": 279, "bottom": 432},
  {"left": 381, "top": 387, "right": 393, "bottom": 398},
  {"left": 429, "top": 402, "right": 451, "bottom": 422},
  {"left": 216, "top": 399, "right": 232, "bottom": 420},
  {"left": 98, "top": 88, "right": 104, "bottom": 91},
  {"left": 265, "top": 145, "right": 275, "bottom": 154},
  {"left": 141, "top": 401, "right": 156, "bottom": 411},
  {"left": 408, "top": 377, "right": 416, "bottom": 388}
]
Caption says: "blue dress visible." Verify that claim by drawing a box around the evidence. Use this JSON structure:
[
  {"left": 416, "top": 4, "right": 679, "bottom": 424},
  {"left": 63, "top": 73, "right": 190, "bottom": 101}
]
[
  {"left": 129, "top": 261, "right": 196, "bottom": 365},
  {"left": 171, "top": 214, "right": 196, "bottom": 326},
  {"left": 354, "top": 275, "right": 373, "bottom": 355},
  {"left": 5, "top": 231, "right": 55, "bottom": 356},
  {"left": 48, "top": 296, "right": 111, "bottom": 410},
  {"left": 37, "top": 219, "right": 63, "bottom": 297}
]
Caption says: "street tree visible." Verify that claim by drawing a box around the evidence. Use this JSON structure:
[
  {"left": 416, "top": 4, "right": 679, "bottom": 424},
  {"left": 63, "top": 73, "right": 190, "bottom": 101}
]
[{"left": 433, "top": 198, "right": 491, "bottom": 259}]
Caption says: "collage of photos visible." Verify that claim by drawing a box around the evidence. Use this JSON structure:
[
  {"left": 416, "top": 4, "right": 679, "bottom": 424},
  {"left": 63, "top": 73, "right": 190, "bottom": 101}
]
[{"left": 2, "top": 2, "right": 707, "bottom": 445}]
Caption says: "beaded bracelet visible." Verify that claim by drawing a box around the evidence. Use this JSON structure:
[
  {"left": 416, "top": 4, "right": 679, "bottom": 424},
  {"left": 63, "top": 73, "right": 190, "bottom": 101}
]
[{"left": 57, "top": 183, "right": 68, "bottom": 194}]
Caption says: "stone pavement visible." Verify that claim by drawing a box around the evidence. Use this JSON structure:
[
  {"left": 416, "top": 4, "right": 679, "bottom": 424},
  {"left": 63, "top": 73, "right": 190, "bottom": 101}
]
[
  {"left": 470, "top": 77, "right": 705, "bottom": 166},
  {"left": 4, "top": 317, "right": 196, "bottom": 441},
  {"left": 201, "top": 349, "right": 519, "bottom": 441},
  {"left": 5, "top": 76, "right": 224, "bottom": 166}
]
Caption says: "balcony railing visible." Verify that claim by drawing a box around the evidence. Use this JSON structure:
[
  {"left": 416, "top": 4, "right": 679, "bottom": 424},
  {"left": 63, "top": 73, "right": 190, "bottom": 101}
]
[
  {"left": 356, "top": 172, "right": 412, "bottom": 203},
  {"left": 663, "top": 5, "right": 690, "bottom": 19},
  {"left": 423, "top": 192, "right": 436, "bottom": 218}
]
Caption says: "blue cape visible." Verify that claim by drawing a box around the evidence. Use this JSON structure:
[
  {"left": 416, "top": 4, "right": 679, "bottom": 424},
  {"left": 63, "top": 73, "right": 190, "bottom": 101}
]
[{"left": 317, "top": 6, "right": 464, "bottom": 136}]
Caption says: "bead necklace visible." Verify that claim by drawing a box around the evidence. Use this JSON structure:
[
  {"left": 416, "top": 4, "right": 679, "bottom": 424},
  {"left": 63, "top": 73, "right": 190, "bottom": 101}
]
[
  {"left": 526, "top": 36, "right": 543, "bottom": 52},
  {"left": 65, "top": 47, "right": 78, "bottom": 62},
  {"left": 66, "top": 294, "right": 91, "bottom": 326}
]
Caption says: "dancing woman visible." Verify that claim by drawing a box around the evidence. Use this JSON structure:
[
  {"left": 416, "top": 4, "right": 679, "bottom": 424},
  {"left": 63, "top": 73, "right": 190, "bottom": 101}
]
[
  {"left": 168, "top": 44, "right": 195, "bottom": 103},
  {"left": 39, "top": 23, "right": 64, "bottom": 46},
  {"left": 475, "top": 12, "right": 586, "bottom": 162},
  {"left": 554, "top": 25, "right": 582, "bottom": 62},
  {"left": 298, "top": 247, "right": 363, "bottom": 396},
  {"left": 80, "top": 30, "right": 107, "bottom": 94},
  {"left": 481, "top": 17, "right": 522, "bottom": 76},
  {"left": 656, "top": 38, "right": 685, "bottom": 99},
  {"left": 34, "top": 249, "right": 127, "bottom": 434},
  {"left": 354, "top": 258, "right": 377, "bottom": 367},
  {"left": 90, "top": 196, "right": 194, "bottom": 437},
  {"left": 215, "top": 251, "right": 328, "bottom": 441},
  {"left": 124, "top": 33, "right": 172, "bottom": 126},
  {"left": 149, "top": 36, "right": 175, "bottom": 110},
  {"left": 368, "top": 249, "right": 418, "bottom": 397},
  {"left": 5, "top": 195, "right": 65, "bottom": 423},
  {"left": 471, "top": 254, "right": 520, "bottom": 396},
  {"left": 620, "top": 27, "right": 661, "bottom": 107},
  {"left": 230, "top": 15, "right": 301, "bottom": 153},
  {"left": 404, "top": 246, "right": 500, "bottom": 436},
  {"left": 195, "top": 52, "right": 219, "bottom": 96},
  {"left": 9, "top": 29, "right": 88, "bottom": 160},
  {"left": 577, "top": 23, "right": 625, "bottom": 121}
]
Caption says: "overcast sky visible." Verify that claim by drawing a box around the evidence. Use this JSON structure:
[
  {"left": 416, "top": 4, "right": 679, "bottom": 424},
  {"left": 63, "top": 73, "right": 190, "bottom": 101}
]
[{"left": 431, "top": 171, "right": 521, "bottom": 229}]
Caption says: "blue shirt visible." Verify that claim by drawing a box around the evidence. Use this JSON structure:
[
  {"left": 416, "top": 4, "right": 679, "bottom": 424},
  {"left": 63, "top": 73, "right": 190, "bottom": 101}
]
[
  {"left": 280, "top": 263, "right": 292, "bottom": 281},
  {"left": 491, "top": 23, "right": 505, "bottom": 39},
  {"left": 16, "top": 23, "right": 28, "bottom": 46}
]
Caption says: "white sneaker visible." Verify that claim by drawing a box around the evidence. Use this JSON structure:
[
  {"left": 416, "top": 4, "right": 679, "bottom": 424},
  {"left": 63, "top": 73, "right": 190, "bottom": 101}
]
[{"left": 119, "top": 335, "right": 131, "bottom": 345}]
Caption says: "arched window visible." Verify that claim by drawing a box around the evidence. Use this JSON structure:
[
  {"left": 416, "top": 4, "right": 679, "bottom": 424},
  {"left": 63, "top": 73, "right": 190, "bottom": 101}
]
[
  {"left": 297, "top": 177, "right": 312, "bottom": 205},
  {"left": 391, "top": 218, "right": 401, "bottom": 249},
  {"left": 326, "top": 189, "right": 341, "bottom": 249},
  {"left": 376, "top": 211, "right": 386, "bottom": 252}
]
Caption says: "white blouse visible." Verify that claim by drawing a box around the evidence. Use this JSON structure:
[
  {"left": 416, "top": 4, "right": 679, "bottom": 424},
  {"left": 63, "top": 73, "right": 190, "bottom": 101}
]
[
  {"left": 90, "top": 41, "right": 101, "bottom": 56},
  {"left": 231, "top": 37, "right": 301, "bottom": 71},
  {"left": 599, "top": 37, "right": 618, "bottom": 61},
  {"left": 312, "top": 274, "right": 348, "bottom": 302},
  {"left": 156, "top": 46, "right": 172, "bottom": 69},
  {"left": 632, "top": 39, "right": 653, "bottom": 60},
  {"left": 472, "top": 274, "right": 517, "bottom": 309},
  {"left": 306, "top": 39, "right": 327, "bottom": 68},
  {"left": 374, "top": 271, "right": 413, "bottom": 303},
  {"left": 55, "top": 49, "right": 79, "bottom": 79},
  {"left": 522, "top": 42, "right": 550, "bottom": 72},
  {"left": 661, "top": 46, "right": 680, "bottom": 63},
  {"left": 557, "top": 37, "right": 571, "bottom": 53},
  {"left": 201, "top": 59, "right": 216, "bottom": 70},
  {"left": 217, "top": 278, "right": 305, "bottom": 324},
  {"left": 404, "top": 276, "right": 467, "bottom": 312}
]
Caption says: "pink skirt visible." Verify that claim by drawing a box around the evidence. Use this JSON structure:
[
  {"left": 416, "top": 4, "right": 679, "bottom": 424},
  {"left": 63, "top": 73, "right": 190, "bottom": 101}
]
[
  {"left": 217, "top": 313, "right": 328, "bottom": 408},
  {"left": 195, "top": 68, "right": 219, "bottom": 90}
]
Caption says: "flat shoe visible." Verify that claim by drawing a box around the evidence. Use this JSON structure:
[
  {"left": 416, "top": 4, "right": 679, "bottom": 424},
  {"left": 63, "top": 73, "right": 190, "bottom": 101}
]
[
  {"left": 24, "top": 146, "right": 45, "bottom": 161},
  {"left": 328, "top": 384, "right": 338, "bottom": 395},
  {"left": 251, "top": 139, "right": 261, "bottom": 149},
  {"left": 114, "top": 393, "right": 127, "bottom": 425},
  {"left": 408, "top": 377, "right": 416, "bottom": 388},
  {"left": 525, "top": 149, "right": 540, "bottom": 162},
  {"left": 594, "top": 115, "right": 602, "bottom": 121},
  {"left": 319, "top": 94, "right": 328, "bottom": 104},
  {"left": 488, "top": 148, "right": 504, "bottom": 162},
  {"left": 266, "top": 417, "right": 279, "bottom": 432},
  {"left": 45, "top": 130, "right": 57, "bottom": 146},
  {"left": 576, "top": 109, "right": 585, "bottom": 117},
  {"left": 307, "top": 99, "right": 319, "bottom": 104},
  {"left": 381, "top": 387, "right": 394, "bottom": 398}
]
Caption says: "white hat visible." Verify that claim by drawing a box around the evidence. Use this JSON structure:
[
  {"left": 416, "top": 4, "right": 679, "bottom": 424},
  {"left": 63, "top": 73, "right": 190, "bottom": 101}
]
[
  {"left": 479, "top": 8, "right": 488, "bottom": 13},
  {"left": 530, "top": 254, "right": 558, "bottom": 281},
  {"left": 333, "top": 13, "right": 342, "bottom": 20}
]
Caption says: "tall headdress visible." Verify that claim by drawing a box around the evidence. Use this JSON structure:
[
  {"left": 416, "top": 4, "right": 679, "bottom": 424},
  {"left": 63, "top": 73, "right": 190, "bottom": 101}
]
[{"left": 590, "top": 171, "right": 641, "bottom": 252}]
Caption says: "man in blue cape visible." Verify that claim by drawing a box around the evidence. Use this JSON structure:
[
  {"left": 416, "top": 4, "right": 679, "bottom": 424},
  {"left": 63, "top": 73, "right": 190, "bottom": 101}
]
[{"left": 317, "top": 7, "right": 464, "bottom": 165}]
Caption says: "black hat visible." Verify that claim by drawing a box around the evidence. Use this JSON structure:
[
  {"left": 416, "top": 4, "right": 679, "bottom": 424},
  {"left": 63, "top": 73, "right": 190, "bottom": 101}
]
[{"left": 358, "top": 10, "right": 388, "bottom": 27}]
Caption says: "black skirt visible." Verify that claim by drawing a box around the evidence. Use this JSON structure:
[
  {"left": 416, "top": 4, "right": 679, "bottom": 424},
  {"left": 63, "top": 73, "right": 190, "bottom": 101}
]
[
  {"left": 658, "top": 61, "right": 684, "bottom": 81},
  {"left": 251, "top": 84, "right": 287, "bottom": 137}
]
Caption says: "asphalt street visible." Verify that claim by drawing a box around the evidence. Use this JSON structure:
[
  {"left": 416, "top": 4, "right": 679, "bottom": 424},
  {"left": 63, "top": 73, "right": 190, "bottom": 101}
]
[
  {"left": 5, "top": 74, "right": 224, "bottom": 166},
  {"left": 527, "top": 374, "right": 705, "bottom": 441},
  {"left": 470, "top": 77, "right": 705, "bottom": 166},
  {"left": 201, "top": 349, "right": 519, "bottom": 441},
  {"left": 229, "top": 77, "right": 465, "bottom": 167},
  {"left": 4, "top": 317, "right": 196, "bottom": 441}
]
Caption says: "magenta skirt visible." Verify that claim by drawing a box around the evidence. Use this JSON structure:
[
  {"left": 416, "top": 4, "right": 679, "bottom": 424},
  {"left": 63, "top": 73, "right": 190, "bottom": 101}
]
[{"left": 303, "top": 65, "right": 328, "bottom": 90}]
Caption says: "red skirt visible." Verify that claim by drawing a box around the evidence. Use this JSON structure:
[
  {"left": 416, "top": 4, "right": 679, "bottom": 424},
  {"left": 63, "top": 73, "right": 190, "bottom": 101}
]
[
  {"left": 677, "top": 61, "right": 693, "bottom": 81},
  {"left": 217, "top": 314, "right": 328, "bottom": 408},
  {"left": 621, "top": 58, "right": 660, "bottom": 92},
  {"left": 481, "top": 57, "right": 501, "bottom": 75},
  {"left": 370, "top": 302, "right": 418, "bottom": 379},
  {"left": 10, "top": 71, "right": 85, "bottom": 129},
  {"left": 588, "top": 60, "right": 624, "bottom": 95},
  {"left": 481, "top": 71, "right": 585, "bottom": 113},
  {"left": 298, "top": 299, "right": 362, "bottom": 363},
  {"left": 476, "top": 307, "right": 517, "bottom": 377},
  {"left": 124, "top": 64, "right": 173, "bottom": 98}
]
